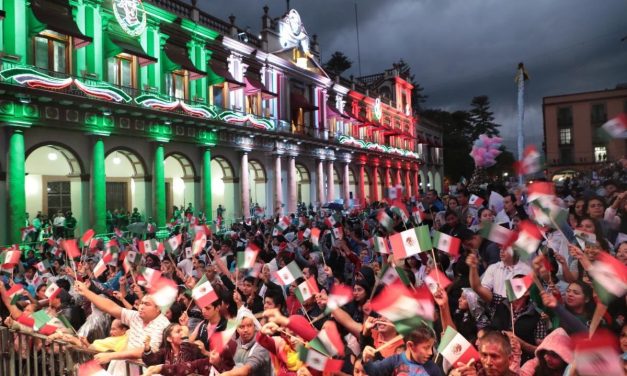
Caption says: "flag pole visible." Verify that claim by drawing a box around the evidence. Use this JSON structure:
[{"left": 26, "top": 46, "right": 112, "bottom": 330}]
[
  {"left": 510, "top": 303, "right": 516, "bottom": 336},
  {"left": 516, "top": 62, "right": 526, "bottom": 186},
  {"left": 373, "top": 335, "right": 403, "bottom": 353}
]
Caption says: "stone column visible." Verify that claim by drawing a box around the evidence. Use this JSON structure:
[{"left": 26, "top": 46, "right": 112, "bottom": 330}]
[
  {"left": 241, "top": 151, "right": 250, "bottom": 219},
  {"left": 384, "top": 165, "right": 391, "bottom": 187},
  {"left": 153, "top": 144, "right": 166, "bottom": 227},
  {"left": 202, "top": 148, "right": 213, "bottom": 222},
  {"left": 274, "top": 154, "right": 283, "bottom": 216},
  {"left": 342, "top": 162, "right": 350, "bottom": 208},
  {"left": 7, "top": 129, "right": 25, "bottom": 243},
  {"left": 316, "top": 159, "right": 325, "bottom": 206},
  {"left": 413, "top": 165, "right": 420, "bottom": 197},
  {"left": 89, "top": 137, "right": 107, "bottom": 234},
  {"left": 327, "top": 159, "right": 335, "bottom": 202},
  {"left": 395, "top": 168, "right": 402, "bottom": 186},
  {"left": 371, "top": 162, "right": 380, "bottom": 202},
  {"left": 287, "top": 155, "right": 297, "bottom": 214},
  {"left": 358, "top": 161, "right": 366, "bottom": 207},
  {"left": 404, "top": 167, "right": 412, "bottom": 198}
]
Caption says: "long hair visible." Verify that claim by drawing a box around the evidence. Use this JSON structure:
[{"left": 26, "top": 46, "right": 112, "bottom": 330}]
[{"left": 533, "top": 350, "right": 567, "bottom": 376}]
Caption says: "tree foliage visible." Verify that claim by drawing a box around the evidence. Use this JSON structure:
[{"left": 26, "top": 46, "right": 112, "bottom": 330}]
[
  {"left": 324, "top": 51, "right": 352, "bottom": 77},
  {"left": 468, "top": 95, "right": 501, "bottom": 140}
]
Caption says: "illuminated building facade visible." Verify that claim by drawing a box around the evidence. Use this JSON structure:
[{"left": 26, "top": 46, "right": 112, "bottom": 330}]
[{"left": 0, "top": 0, "right": 442, "bottom": 244}]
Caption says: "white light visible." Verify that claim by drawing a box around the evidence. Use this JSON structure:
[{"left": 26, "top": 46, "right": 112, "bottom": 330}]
[
  {"left": 173, "top": 177, "right": 185, "bottom": 194},
  {"left": 503, "top": 172, "right": 508, "bottom": 177},
  {"left": 47, "top": 152, "right": 58, "bottom": 161},
  {"left": 113, "top": 157, "right": 121, "bottom": 165}
]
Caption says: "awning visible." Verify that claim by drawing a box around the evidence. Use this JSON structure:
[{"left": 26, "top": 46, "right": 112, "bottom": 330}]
[
  {"left": 291, "top": 92, "right": 318, "bottom": 112},
  {"left": 326, "top": 104, "right": 349, "bottom": 119},
  {"left": 244, "top": 76, "right": 277, "bottom": 99},
  {"left": 104, "top": 25, "right": 156, "bottom": 66},
  {"left": 163, "top": 43, "right": 205, "bottom": 80},
  {"left": 29, "top": 0, "right": 92, "bottom": 48},
  {"left": 207, "top": 60, "right": 244, "bottom": 90}
]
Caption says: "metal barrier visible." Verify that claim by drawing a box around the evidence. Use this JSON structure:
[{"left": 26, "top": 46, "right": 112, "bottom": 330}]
[{"left": 0, "top": 326, "right": 143, "bottom": 376}]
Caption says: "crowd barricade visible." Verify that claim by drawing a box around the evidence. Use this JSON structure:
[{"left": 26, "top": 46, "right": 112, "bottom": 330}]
[{"left": 0, "top": 326, "right": 143, "bottom": 376}]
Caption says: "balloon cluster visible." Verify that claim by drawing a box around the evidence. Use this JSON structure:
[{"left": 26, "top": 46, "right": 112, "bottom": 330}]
[{"left": 469, "top": 134, "right": 503, "bottom": 168}]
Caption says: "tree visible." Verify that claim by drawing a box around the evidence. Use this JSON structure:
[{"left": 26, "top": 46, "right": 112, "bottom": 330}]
[
  {"left": 468, "top": 95, "right": 500, "bottom": 140},
  {"left": 394, "top": 59, "right": 428, "bottom": 113},
  {"left": 324, "top": 51, "right": 352, "bottom": 77}
]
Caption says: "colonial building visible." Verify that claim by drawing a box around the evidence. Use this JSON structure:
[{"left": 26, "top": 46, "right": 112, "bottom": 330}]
[
  {"left": 0, "top": 0, "right": 442, "bottom": 244},
  {"left": 543, "top": 85, "right": 627, "bottom": 179}
]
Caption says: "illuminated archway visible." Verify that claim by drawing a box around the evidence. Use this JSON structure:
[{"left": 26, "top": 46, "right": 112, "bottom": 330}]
[
  {"left": 25, "top": 144, "right": 84, "bottom": 237},
  {"left": 248, "top": 159, "right": 267, "bottom": 212},
  {"left": 332, "top": 166, "right": 341, "bottom": 202},
  {"left": 211, "top": 156, "right": 236, "bottom": 222},
  {"left": 105, "top": 149, "right": 148, "bottom": 225},
  {"left": 348, "top": 167, "right": 357, "bottom": 205},
  {"left": 165, "top": 152, "right": 196, "bottom": 219},
  {"left": 427, "top": 171, "right": 434, "bottom": 192},
  {"left": 419, "top": 170, "right": 426, "bottom": 193},
  {"left": 295, "top": 163, "right": 311, "bottom": 206}
]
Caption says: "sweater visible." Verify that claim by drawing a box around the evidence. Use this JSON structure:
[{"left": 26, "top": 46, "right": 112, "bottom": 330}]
[{"left": 363, "top": 353, "right": 443, "bottom": 376}]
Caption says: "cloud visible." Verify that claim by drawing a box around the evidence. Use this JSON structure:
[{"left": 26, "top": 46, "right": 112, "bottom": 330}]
[{"left": 194, "top": 0, "right": 627, "bottom": 152}]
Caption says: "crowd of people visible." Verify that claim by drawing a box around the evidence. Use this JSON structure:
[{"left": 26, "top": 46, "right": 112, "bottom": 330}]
[{"left": 1, "top": 162, "right": 627, "bottom": 376}]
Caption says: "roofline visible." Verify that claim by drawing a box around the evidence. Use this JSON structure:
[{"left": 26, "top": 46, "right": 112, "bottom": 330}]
[{"left": 542, "top": 86, "right": 627, "bottom": 101}]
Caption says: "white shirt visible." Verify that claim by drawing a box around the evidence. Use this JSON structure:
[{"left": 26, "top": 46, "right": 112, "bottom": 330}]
[
  {"left": 481, "top": 261, "right": 533, "bottom": 297},
  {"left": 53, "top": 216, "right": 65, "bottom": 227},
  {"left": 107, "top": 309, "right": 170, "bottom": 376}
]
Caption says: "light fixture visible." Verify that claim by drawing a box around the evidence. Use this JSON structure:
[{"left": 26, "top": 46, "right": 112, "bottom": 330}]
[
  {"left": 297, "top": 141, "right": 302, "bottom": 145},
  {"left": 102, "top": 108, "right": 112, "bottom": 116},
  {"left": 47, "top": 152, "right": 58, "bottom": 161},
  {"left": 164, "top": 120, "right": 171, "bottom": 125},
  {"left": 249, "top": 134, "right": 255, "bottom": 138},
  {"left": 113, "top": 151, "right": 121, "bottom": 165},
  {"left": 18, "top": 95, "right": 30, "bottom": 104},
  {"left": 324, "top": 146, "right": 329, "bottom": 149},
  {"left": 238, "top": 32, "right": 249, "bottom": 43}
]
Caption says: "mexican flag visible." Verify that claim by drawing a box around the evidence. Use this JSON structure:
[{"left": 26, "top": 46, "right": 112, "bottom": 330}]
[
  {"left": 210, "top": 319, "right": 237, "bottom": 354},
  {"left": 332, "top": 226, "right": 344, "bottom": 240},
  {"left": 326, "top": 284, "right": 353, "bottom": 312},
  {"left": 61, "top": 239, "right": 81, "bottom": 259},
  {"left": 311, "top": 228, "right": 321, "bottom": 247},
  {"left": 192, "top": 231, "right": 207, "bottom": 256},
  {"left": 600, "top": 113, "right": 627, "bottom": 139},
  {"left": 412, "top": 206, "right": 426, "bottom": 224},
  {"left": 374, "top": 236, "right": 390, "bottom": 254},
  {"left": 78, "top": 359, "right": 112, "bottom": 376},
  {"left": 192, "top": 274, "right": 218, "bottom": 308},
  {"left": 424, "top": 268, "right": 452, "bottom": 295},
  {"left": 237, "top": 243, "right": 260, "bottom": 270},
  {"left": 21, "top": 226, "right": 35, "bottom": 241},
  {"left": 81, "top": 229, "right": 95, "bottom": 247},
  {"left": 512, "top": 220, "right": 543, "bottom": 259},
  {"left": 468, "top": 194, "right": 484, "bottom": 207},
  {"left": 276, "top": 216, "right": 292, "bottom": 232},
  {"left": 527, "top": 181, "right": 555, "bottom": 203},
  {"left": 391, "top": 204, "right": 410, "bottom": 224},
  {"left": 572, "top": 329, "right": 622, "bottom": 376},
  {"left": 274, "top": 261, "right": 303, "bottom": 286},
  {"left": 140, "top": 239, "right": 164, "bottom": 256},
  {"left": 31, "top": 309, "right": 53, "bottom": 331},
  {"left": 432, "top": 231, "right": 461, "bottom": 257},
  {"left": 479, "top": 222, "right": 515, "bottom": 246},
  {"left": 114, "top": 227, "right": 124, "bottom": 238},
  {"left": 93, "top": 252, "right": 113, "bottom": 278},
  {"left": 588, "top": 252, "right": 627, "bottom": 305},
  {"left": 574, "top": 229, "right": 597, "bottom": 249},
  {"left": 165, "top": 234, "right": 182, "bottom": 254},
  {"left": 123, "top": 250, "right": 140, "bottom": 273},
  {"left": 140, "top": 267, "right": 162, "bottom": 287},
  {"left": 0, "top": 249, "right": 21, "bottom": 266},
  {"left": 7, "top": 284, "right": 24, "bottom": 305},
  {"left": 380, "top": 264, "right": 411, "bottom": 286},
  {"left": 45, "top": 282, "right": 62, "bottom": 300},
  {"left": 389, "top": 225, "right": 432, "bottom": 260},
  {"left": 387, "top": 185, "right": 403, "bottom": 200},
  {"left": 505, "top": 275, "right": 533, "bottom": 302},
  {"left": 295, "top": 276, "right": 320, "bottom": 304},
  {"left": 514, "top": 145, "right": 542, "bottom": 176},
  {"left": 309, "top": 321, "right": 345, "bottom": 357},
  {"left": 149, "top": 277, "right": 178, "bottom": 309},
  {"left": 298, "top": 346, "right": 343, "bottom": 373},
  {"left": 370, "top": 283, "right": 435, "bottom": 335},
  {"left": 324, "top": 214, "right": 338, "bottom": 228},
  {"left": 377, "top": 210, "right": 394, "bottom": 232},
  {"left": 437, "top": 326, "right": 480, "bottom": 368}
]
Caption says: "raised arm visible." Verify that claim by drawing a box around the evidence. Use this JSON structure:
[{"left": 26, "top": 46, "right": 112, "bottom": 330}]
[
  {"left": 74, "top": 280, "right": 123, "bottom": 319},
  {"left": 466, "top": 253, "right": 493, "bottom": 303}
]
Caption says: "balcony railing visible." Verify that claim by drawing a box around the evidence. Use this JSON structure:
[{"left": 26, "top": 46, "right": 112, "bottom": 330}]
[{"left": 0, "top": 60, "right": 422, "bottom": 160}]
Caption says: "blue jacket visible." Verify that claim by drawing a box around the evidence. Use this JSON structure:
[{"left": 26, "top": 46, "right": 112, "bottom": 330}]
[{"left": 363, "top": 352, "right": 442, "bottom": 376}]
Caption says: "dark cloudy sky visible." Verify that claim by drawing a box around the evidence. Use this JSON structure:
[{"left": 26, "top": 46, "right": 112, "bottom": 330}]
[{"left": 196, "top": 0, "right": 627, "bottom": 153}]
